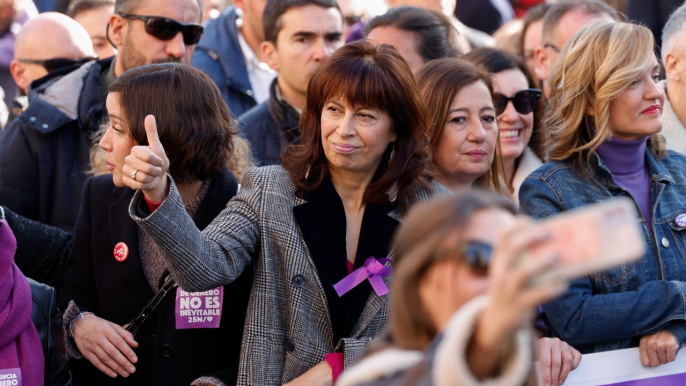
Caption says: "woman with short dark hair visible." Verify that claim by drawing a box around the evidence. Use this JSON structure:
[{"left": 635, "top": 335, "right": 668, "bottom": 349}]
[
  {"left": 365, "top": 6, "right": 458, "bottom": 72},
  {"left": 59, "top": 63, "right": 254, "bottom": 385},
  {"left": 122, "top": 40, "right": 448, "bottom": 385}
]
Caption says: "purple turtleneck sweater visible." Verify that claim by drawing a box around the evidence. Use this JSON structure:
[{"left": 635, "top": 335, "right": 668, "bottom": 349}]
[{"left": 596, "top": 136, "right": 652, "bottom": 230}]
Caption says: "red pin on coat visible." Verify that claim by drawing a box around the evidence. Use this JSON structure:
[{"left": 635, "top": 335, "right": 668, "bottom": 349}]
[{"left": 114, "top": 242, "right": 129, "bottom": 262}]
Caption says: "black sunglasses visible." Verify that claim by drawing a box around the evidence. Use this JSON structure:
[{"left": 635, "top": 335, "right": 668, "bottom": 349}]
[
  {"left": 461, "top": 240, "right": 492, "bottom": 276},
  {"left": 118, "top": 13, "right": 204, "bottom": 45},
  {"left": 493, "top": 88, "right": 542, "bottom": 116},
  {"left": 18, "top": 55, "right": 98, "bottom": 73}
]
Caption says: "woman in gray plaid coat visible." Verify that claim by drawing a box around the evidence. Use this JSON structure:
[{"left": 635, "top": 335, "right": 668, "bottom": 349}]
[{"left": 124, "top": 41, "right": 450, "bottom": 385}]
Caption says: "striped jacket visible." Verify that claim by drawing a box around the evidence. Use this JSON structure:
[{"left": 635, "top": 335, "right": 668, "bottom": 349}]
[{"left": 130, "top": 165, "right": 450, "bottom": 385}]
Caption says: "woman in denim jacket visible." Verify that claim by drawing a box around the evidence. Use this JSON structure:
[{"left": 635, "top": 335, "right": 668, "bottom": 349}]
[{"left": 520, "top": 21, "right": 686, "bottom": 367}]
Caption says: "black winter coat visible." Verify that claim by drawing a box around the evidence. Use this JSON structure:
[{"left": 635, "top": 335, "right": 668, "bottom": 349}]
[
  {"left": 238, "top": 80, "right": 300, "bottom": 166},
  {"left": 59, "top": 169, "right": 253, "bottom": 385},
  {"left": 0, "top": 57, "right": 113, "bottom": 231},
  {"left": 3, "top": 206, "right": 72, "bottom": 289},
  {"left": 29, "top": 279, "right": 72, "bottom": 386}
]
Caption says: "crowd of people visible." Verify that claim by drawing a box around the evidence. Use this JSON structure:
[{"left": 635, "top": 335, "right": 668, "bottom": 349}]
[{"left": 1, "top": 0, "right": 686, "bottom": 385}]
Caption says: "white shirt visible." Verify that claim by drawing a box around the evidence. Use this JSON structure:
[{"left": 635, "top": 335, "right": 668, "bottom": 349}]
[{"left": 237, "top": 30, "right": 276, "bottom": 104}]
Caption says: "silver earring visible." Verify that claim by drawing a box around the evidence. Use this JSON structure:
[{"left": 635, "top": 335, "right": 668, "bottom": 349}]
[{"left": 389, "top": 143, "right": 396, "bottom": 165}]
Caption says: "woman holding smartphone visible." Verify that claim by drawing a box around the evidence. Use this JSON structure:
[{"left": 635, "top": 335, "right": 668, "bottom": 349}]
[
  {"left": 520, "top": 21, "right": 686, "bottom": 367},
  {"left": 337, "top": 191, "right": 579, "bottom": 386}
]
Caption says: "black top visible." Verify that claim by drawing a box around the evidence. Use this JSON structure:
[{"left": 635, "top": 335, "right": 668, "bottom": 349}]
[
  {"left": 293, "top": 178, "right": 399, "bottom": 343},
  {"left": 59, "top": 169, "right": 253, "bottom": 385}
]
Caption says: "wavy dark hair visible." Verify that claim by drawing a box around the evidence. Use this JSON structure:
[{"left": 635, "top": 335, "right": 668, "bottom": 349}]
[
  {"left": 364, "top": 6, "right": 459, "bottom": 62},
  {"left": 463, "top": 47, "right": 546, "bottom": 160},
  {"left": 280, "top": 40, "right": 432, "bottom": 213},
  {"left": 109, "top": 63, "right": 236, "bottom": 184}
]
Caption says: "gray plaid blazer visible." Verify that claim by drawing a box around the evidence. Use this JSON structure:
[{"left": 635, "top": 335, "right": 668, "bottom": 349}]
[{"left": 130, "top": 166, "right": 450, "bottom": 385}]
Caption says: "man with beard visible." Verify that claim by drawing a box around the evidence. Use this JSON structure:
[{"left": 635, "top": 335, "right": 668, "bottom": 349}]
[
  {"left": 0, "top": 0, "right": 203, "bottom": 231},
  {"left": 238, "top": 0, "right": 342, "bottom": 166}
]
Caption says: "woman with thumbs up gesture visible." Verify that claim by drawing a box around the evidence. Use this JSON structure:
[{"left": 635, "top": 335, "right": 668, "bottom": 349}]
[
  {"left": 125, "top": 40, "right": 450, "bottom": 386},
  {"left": 59, "top": 63, "right": 254, "bottom": 385}
]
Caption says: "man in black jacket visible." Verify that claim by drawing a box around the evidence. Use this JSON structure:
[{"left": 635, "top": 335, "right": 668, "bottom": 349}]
[
  {"left": 0, "top": 0, "right": 203, "bottom": 231},
  {"left": 238, "top": 0, "right": 343, "bottom": 166}
]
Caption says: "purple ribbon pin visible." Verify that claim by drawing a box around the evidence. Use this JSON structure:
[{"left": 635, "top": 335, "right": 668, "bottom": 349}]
[{"left": 333, "top": 256, "right": 392, "bottom": 297}]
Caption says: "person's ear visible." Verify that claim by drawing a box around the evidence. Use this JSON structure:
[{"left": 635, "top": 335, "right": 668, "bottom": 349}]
[
  {"left": 108, "top": 14, "right": 128, "bottom": 49},
  {"left": 534, "top": 45, "right": 550, "bottom": 83},
  {"left": 664, "top": 51, "right": 682, "bottom": 83},
  {"left": 261, "top": 40, "right": 280, "bottom": 72},
  {"left": 9, "top": 60, "right": 29, "bottom": 92},
  {"left": 234, "top": 0, "right": 245, "bottom": 11}
]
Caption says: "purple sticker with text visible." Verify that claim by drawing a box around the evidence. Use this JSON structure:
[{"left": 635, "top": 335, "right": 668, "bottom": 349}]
[
  {"left": 0, "top": 368, "right": 21, "bottom": 386},
  {"left": 175, "top": 287, "right": 223, "bottom": 329}
]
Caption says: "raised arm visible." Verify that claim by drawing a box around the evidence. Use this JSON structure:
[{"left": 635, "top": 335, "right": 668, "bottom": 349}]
[{"left": 125, "top": 115, "right": 260, "bottom": 292}]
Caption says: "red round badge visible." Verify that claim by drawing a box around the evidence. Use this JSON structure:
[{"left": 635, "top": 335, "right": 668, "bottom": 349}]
[{"left": 114, "top": 242, "right": 129, "bottom": 262}]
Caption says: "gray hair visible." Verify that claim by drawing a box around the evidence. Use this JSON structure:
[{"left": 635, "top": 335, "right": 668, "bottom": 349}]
[{"left": 662, "top": 4, "right": 686, "bottom": 63}]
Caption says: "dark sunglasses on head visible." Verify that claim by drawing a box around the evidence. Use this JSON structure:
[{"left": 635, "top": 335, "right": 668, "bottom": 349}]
[
  {"left": 18, "top": 55, "right": 98, "bottom": 73},
  {"left": 118, "top": 13, "right": 204, "bottom": 45},
  {"left": 460, "top": 240, "right": 493, "bottom": 276},
  {"left": 493, "top": 88, "right": 542, "bottom": 116}
]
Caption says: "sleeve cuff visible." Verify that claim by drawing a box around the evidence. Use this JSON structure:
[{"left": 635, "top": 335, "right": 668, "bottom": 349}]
[
  {"left": 325, "top": 353, "right": 345, "bottom": 383},
  {"left": 432, "top": 295, "right": 533, "bottom": 386},
  {"left": 191, "top": 376, "right": 226, "bottom": 386},
  {"left": 62, "top": 300, "right": 85, "bottom": 359},
  {"left": 662, "top": 320, "right": 686, "bottom": 348}
]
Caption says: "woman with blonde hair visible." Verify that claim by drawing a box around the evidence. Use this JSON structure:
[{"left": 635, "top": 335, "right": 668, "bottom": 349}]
[{"left": 520, "top": 21, "right": 686, "bottom": 367}]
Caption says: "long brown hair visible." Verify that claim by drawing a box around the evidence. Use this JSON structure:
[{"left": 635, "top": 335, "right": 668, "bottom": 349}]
[
  {"left": 390, "top": 190, "right": 517, "bottom": 350},
  {"left": 280, "top": 40, "right": 432, "bottom": 213},
  {"left": 109, "top": 63, "right": 237, "bottom": 184},
  {"left": 415, "top": 58, "right": 507, "bottom": 194}
]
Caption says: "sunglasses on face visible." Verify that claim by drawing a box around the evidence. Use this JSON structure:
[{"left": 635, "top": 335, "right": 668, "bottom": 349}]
[
  {"left": 493, "top": 88, "right": 541, "bottom": 116},
  {"left": 18, "top": 55, "right": 98, "bottom": 73},
  {"left": 118, "top": 13, "right": 204, "bottom": 45},
  {"left": 460, "top": 240, "right": 492, "bottom": 276}
]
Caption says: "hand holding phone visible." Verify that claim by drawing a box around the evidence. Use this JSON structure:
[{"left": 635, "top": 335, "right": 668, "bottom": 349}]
[{"left": 525, "top": 197, "right": 645, "bottom": 283}]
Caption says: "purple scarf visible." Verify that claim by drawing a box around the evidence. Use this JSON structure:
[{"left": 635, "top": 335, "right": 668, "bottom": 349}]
[{"left": 0, "top": 220, "right": 44, "bottom": 386}]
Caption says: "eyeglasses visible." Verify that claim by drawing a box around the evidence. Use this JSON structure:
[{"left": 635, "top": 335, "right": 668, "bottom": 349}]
[
  {"left": 118, "top": 13, "right": 204, "bottom": 45},
  {"left": 543, "top": 42, "right": 561, "bottom": 53},
  {"left": 493, "top": 88, "right": 542, "bottom": 116},
  {"left": 18, "top": 55, "right": 98, "bottom": 72},
  {"left": 461, "top": 240, "right": 492, "bottom": 276}
]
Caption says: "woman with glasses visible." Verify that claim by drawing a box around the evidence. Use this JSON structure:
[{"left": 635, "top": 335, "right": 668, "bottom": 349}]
[
  {"left": 520, "top": 21, "right": 686, "bottom": 366},
  {"left": 58, "top": 63, "right": 253, "bottom": 385},
  {"left": 464, "top": 47, "right": 544, "bottom": 206},
  {"left": 120, "top": 41, "right": 447, "bottom": 385},
  {"left": 336, "top": 190, "right": 572, "bottom": 385},
  {"left": 416, "top": 58, "right": 506, "bottom": 193}
]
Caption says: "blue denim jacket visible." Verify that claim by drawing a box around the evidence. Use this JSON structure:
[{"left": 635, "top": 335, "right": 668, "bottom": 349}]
[{"left": 519, "top": 150, "right": 686, "bottom": 354}]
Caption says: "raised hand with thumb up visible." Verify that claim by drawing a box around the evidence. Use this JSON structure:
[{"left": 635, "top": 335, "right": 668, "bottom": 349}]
[{"left": 123, "top": 115, "right": 170, "bottom": 203}]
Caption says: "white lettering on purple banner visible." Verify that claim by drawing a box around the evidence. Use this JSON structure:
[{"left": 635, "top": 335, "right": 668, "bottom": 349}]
[
  {"left": 0, "top": 368, "right": 21, "bottom": 386},
  {"left": 175, "top": 287, "right": 223, "bottom": 329}
]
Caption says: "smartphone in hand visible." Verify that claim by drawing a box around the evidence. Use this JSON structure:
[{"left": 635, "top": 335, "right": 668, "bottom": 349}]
[{"left": 526, "top": 197, "right": 646, "bottom": 283}]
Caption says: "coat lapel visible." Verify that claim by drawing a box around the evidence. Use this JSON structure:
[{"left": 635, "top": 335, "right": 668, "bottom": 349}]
[
  {"left": 107, "top": 187, "right": 155, "bottom": 302},
  {"left": 293, "top": 179, "right": 399, "bottom": 344}
]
